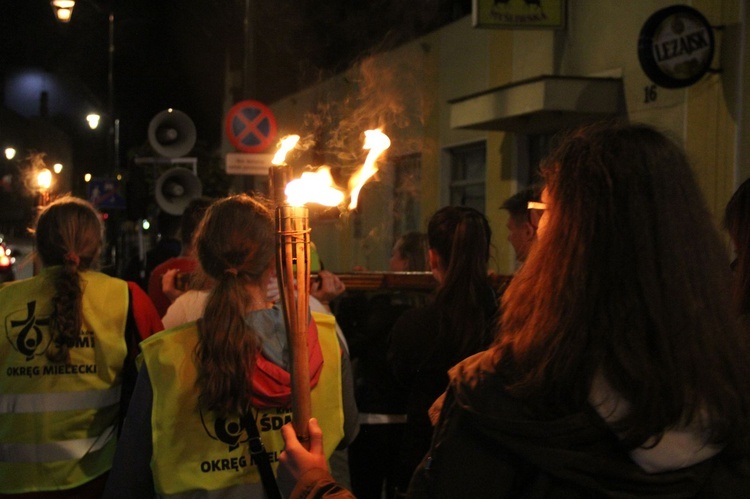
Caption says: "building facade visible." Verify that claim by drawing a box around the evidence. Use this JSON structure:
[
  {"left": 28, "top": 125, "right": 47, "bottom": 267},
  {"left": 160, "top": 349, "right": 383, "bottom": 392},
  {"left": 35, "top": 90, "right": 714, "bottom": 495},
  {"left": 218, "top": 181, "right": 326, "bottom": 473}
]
[{"left": 260, "top": 0, "right": 747, "bottom": 275}]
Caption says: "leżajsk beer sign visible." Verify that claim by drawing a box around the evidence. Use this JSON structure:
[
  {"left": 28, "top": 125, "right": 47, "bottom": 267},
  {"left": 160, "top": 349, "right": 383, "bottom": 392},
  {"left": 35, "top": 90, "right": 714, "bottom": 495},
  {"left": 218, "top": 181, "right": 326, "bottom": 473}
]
[
  {"left": 638, "top": 5, "right": 715, "bottom": 89},
  {"left": 472, "top": 0, "right": 566, "bottom": 29}
]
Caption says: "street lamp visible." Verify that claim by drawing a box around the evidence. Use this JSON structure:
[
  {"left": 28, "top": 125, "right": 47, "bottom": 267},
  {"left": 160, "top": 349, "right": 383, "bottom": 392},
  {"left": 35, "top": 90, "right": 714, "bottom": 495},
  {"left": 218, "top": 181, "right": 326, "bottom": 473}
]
[
  {"left": 51, "top": 0, "right": 118, "bottom": 174},
  {"left": 37, "top": 168, "right": 53, "bottom": 207},
  {"left": 87, "top": 113, "right": 101, "bottom": 129},
  {"left": 50, "top": 0, "right": 76, "bottom": 22},
  {"left": 4, "top": 148, "right": 16, "bottom": 161}
]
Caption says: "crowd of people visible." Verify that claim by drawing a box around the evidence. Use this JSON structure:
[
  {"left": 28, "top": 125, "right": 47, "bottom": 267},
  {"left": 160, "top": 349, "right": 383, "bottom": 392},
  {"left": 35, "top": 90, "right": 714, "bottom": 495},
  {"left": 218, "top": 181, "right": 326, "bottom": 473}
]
[{"left": 2, "top": 121, "right": 750, "bottom": 498}]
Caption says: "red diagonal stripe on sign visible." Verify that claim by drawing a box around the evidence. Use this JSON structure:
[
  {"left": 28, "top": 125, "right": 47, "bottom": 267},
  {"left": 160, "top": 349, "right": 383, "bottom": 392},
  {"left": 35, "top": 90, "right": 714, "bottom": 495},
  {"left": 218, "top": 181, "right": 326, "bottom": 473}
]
[{"left": 236, "top": 111, "right": 268, "bottom": 142}]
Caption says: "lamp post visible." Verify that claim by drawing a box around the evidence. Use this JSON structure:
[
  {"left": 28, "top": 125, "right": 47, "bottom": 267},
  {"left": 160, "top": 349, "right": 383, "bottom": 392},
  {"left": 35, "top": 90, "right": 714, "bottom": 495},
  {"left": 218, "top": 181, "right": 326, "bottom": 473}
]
[
  {"left": 51, "top": 0, "right": 118, "bottom": 175},
  {"left": 37, "top": 168, "right": 53, "bottom": 207},
  {"left": 32, "top": 167, "right": 53, "bottom": 276}
]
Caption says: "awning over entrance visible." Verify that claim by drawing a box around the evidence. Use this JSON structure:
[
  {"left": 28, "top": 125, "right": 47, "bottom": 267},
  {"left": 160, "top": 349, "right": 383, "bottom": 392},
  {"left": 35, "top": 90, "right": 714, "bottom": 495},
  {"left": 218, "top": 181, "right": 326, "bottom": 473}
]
[{"left": 449, "top": 75, "right": 624, "bottom": 134}]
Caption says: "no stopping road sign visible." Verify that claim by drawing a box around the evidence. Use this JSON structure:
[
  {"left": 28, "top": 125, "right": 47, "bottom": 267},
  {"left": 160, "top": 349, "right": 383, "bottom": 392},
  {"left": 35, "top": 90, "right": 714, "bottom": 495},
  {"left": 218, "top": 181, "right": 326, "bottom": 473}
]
[{"left": 224, "top": 100, "right": 277, "bottom": 153}]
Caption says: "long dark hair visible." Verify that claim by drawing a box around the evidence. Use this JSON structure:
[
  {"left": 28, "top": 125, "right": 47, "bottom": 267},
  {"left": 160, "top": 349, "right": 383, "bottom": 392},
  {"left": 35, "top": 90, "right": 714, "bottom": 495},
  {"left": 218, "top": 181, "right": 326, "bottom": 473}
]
[
  {"left": 34, "top": 196, "right": 103, "bottom": 363},
  {"left": 497, "top": 122, "right": 750, "bottom": 448},
  {"left": 193, "top": 194, "right": 275, "bottom": 418},
  {"left": 429, "top": 206, "right": 495, "bottom": 363},
  {"left": 724, "top": 178, "right": 750, "bottom": 315}
]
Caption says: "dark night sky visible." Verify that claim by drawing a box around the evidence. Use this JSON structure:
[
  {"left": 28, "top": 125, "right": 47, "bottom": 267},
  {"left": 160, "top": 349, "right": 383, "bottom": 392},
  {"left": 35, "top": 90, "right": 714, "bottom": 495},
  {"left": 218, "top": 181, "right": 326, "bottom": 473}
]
[
  {"left": 0, "top": 1, "right": 470, "bottom": 161},
  {"left": 1, "top": 0, "right": 236, "bottom": 153}
]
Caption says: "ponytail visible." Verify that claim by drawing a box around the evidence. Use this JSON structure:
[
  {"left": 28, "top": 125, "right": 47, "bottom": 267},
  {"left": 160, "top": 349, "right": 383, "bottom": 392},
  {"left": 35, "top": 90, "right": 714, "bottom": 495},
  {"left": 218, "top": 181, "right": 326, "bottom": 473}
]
[
  {"left": 34, "top": 196, "right": 102, "bottom": 364},
  {"left": 429, "top": 206, "right": 496, "bottom": 362},
  {"left": 192, "top": 195, "right": 275, "bottom": 418}
]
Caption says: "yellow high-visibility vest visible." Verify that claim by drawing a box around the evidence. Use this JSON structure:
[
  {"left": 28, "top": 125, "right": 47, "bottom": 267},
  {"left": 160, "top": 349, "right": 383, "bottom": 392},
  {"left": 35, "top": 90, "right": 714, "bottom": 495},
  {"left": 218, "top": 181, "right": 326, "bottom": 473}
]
[
  {"left": 0, "top": 268, "right": 129, "bottom": 493},
  {"left": 142, "top": 311, "right": 344, "bottom": 497}
]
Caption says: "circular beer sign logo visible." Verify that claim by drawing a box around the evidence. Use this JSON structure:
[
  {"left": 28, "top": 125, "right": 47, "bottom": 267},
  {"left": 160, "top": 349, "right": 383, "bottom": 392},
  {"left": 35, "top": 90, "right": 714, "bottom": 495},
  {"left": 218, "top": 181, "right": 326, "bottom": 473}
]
[{"left": 638, "top": 5, "right": 714, "bottom": 89}]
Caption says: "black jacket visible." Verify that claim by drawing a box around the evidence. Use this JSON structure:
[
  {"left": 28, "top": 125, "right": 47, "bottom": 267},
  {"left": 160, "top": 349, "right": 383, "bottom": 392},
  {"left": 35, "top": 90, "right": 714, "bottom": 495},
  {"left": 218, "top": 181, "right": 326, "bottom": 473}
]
[
  {"left": 388, "top": 285, "right": 497, "bottom": 490},
  {"left": 407, "top": 350, "right": 750, "bottom": 498}
]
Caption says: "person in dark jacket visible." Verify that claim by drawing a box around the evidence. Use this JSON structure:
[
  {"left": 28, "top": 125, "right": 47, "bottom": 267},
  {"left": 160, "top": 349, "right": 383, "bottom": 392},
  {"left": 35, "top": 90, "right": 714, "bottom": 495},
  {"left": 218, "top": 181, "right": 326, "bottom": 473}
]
[
  {"left": 340, "top": 232, "right": 430, "bottom": 499},
  {"left": 387, "top": 207, "right": 498, "bottom": 495},
  {"left": 407, "top": 122, "right": 750, "bottom": 497}
]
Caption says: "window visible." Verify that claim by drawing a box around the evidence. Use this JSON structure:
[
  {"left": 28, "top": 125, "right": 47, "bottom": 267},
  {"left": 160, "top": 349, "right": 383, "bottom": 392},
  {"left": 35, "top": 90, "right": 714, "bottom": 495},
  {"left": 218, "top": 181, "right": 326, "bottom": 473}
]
[
  {"left": 392, "top": 153, "right": 422, "bottom": 241},
  {"left": 447, "top": 142, "right": 486, "bottom": 213},
  {"left": 526, "top": 133, "right": 554, "bottom": 186}
]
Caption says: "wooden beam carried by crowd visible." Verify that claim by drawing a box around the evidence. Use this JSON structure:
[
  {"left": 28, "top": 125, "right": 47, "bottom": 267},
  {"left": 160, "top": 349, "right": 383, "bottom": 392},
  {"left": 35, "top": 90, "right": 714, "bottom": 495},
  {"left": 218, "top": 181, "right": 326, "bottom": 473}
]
[{"left": 317, "top": 271, "right": 513, "bottom": 294}]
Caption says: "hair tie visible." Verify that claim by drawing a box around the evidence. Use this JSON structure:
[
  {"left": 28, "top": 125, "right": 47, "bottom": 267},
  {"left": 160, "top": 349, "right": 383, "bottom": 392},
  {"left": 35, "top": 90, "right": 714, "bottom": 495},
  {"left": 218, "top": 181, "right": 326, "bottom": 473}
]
[
  {"left": 63, "top": 252, "right": 80, "bottom": 266},
  {"left": 224, "top": 268, "right": 238, "bottom": 276}
]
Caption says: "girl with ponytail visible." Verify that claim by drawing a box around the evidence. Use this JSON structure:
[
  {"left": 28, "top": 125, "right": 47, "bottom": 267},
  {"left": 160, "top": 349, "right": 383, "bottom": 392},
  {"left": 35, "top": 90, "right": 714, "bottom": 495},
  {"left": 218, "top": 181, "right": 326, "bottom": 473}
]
[
  {"left": 388, "top": 205, "right": 498, "bottom": 494},
  {"left": 107, "top": 194, "right": 357, "bottom": 498}
]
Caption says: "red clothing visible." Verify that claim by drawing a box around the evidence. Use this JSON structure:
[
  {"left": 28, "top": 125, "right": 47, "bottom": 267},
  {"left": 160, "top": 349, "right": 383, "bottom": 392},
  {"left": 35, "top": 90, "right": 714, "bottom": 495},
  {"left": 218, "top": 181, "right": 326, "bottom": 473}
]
[
  {"left": 146, "top": 257, "right": 197, "bottom": 317},
  {"left": 250, "top": 315, "right": 325, "bottom": 408},
  {"left": 127, "top": 281, "right": 164, "bottom": 339}
]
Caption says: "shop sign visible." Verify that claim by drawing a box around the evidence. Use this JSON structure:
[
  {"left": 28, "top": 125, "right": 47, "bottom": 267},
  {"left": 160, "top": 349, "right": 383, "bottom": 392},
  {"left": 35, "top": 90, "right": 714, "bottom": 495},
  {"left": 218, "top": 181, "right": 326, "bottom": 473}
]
[{"left": 638, "top": 5, "right": 715, "bottom": 89}]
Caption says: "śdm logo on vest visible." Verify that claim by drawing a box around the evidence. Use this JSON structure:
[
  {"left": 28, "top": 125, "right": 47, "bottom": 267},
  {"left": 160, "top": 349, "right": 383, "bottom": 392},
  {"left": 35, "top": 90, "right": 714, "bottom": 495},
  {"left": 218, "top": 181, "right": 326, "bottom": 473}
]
[
  {"left": 6, "top": 301, "right": 51, "bottom": 361},
  {"left": 201, "top": 409, "right": 252, "bottom": 452}
]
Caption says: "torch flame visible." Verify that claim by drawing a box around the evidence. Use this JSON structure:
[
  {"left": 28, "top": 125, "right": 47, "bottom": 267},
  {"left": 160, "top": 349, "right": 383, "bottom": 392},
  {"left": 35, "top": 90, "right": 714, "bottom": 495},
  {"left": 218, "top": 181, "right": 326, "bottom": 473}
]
[
  {"left": 348, "top": 129, "right": 390, "bottom": 210},
  {"left": 272, "top": 135, "right": 301, "bottom": 165},
  {"left": 285, "top": 167, "right": 345, "bottom": 207}
]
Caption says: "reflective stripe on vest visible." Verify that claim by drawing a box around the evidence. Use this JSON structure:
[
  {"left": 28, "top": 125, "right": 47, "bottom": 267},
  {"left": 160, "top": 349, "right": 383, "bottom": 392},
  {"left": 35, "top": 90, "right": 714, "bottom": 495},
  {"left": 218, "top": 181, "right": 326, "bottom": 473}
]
[
  {"left": 0, "top": 386, "right": 121, "bottom": 414},
  {"left": 0, "top": 424, "right": 117, "bottom": 463},
  {"left": 143, "top": 310, "right": 344, "bottom": 497},
  {"left": 0, "top": 269, "right": 129, "bottom": 493}
]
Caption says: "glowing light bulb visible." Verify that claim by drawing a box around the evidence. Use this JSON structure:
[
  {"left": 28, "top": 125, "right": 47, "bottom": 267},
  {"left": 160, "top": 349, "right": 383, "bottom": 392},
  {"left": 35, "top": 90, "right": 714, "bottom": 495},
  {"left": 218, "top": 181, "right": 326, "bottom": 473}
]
[{"left": 86, "top": 114, "right": 101, "bottom": 130}]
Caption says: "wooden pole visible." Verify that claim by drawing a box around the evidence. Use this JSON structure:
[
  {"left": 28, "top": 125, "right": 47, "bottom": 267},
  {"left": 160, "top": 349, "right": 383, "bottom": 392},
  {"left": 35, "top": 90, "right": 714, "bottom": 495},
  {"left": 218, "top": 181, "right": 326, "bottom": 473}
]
[
  {"left": 271, "top": 163, "right": 312, "bottom": 445},
  {"left": 311, "top": 271, "right": 512, "bottom": 294}
]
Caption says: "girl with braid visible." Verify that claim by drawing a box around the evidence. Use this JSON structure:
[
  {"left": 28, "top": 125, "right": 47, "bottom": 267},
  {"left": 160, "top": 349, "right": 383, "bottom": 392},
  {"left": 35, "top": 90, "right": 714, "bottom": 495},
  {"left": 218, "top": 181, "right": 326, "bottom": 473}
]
[{"left": 0, "top": 195, "right": 162, "bottom": 497}]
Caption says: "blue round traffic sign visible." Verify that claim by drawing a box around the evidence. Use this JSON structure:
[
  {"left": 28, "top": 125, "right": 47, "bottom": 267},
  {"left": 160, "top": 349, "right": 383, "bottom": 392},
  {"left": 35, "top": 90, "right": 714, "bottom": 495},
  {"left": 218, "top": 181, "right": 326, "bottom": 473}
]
[{"left": 224, "top": 100, "right": 278, "bottom": 152}]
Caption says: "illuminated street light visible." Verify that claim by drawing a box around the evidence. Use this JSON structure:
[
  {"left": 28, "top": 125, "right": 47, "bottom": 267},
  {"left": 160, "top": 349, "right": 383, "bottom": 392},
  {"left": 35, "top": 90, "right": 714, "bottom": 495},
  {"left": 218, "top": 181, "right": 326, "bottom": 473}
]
[
  {"left": 4, "top": 148, "right": 16, "bottom": 160},
  {"left": 37, "top": 168, "right": 52, "bottom": 190},
  {"left": 86, "top": 113, "right": 101, "bottom": 130},
  {"left": 50, "top": 0, "right": 76, "bottom": 22},
  {"left": 53, "top": 163, "right": 64, "bottom": 174},
  {"left": 84, "top": 173, "right": 92, "bottom": 182},
  {"left": 37, "top": 168, "right": 53, "bottom": 206}
]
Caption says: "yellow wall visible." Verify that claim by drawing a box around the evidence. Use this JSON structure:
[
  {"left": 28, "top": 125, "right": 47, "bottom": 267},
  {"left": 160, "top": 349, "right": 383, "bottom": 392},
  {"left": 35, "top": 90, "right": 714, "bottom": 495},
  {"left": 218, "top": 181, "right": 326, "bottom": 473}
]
[
  {"left": 686, "top": 0, "right": 740, "bottom": 222},
  {"left": 267, "top": 0, "right": 744, "bottom": 273}
]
